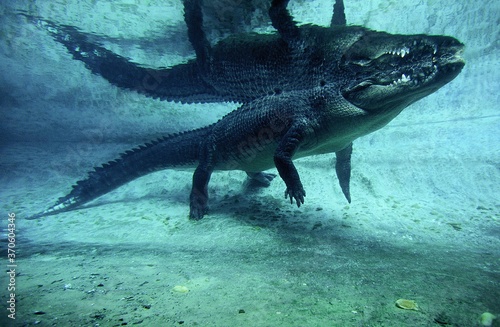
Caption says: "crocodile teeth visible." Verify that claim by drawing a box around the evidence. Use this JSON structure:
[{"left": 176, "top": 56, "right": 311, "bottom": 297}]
[
  {"left": 391, "top": 74, "right": 411, "bottom": 86},
  {"left": 387, "top": 47, "right": 410, "bottom": 57}
]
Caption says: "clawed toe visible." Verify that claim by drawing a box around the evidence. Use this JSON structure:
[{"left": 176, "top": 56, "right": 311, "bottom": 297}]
[
  {"left": 189, "top": 206, "right": 207, "bottom": 220},
  {"left": 284, "top": 187, "right": 306, "bottom": 207}
]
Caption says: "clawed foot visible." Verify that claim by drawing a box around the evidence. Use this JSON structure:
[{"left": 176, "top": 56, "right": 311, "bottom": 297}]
[
  {"left": 284, "top": 185, "right": 306, "bottom": 207},
  {"left": 189, "top": 204, "right": 207, "bottom": 220},
  {"left": 246, "top": 172, "right": 277, "bottom": 187},
  {"left": 189, "top": 191, "right": 208, "bottom": 220}
]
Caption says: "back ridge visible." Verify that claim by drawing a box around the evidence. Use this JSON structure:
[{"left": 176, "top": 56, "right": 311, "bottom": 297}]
[{"left": 26, "top": 127, "right": 210, "bottom": 220}]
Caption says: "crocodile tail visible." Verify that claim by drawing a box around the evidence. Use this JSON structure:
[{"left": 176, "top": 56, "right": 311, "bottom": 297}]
[
  {"left": 27, "top": 126, "right": 211, "bottom": 219},
  {"left": 19, "top": 13, "right": 220, "bottom": 103}
]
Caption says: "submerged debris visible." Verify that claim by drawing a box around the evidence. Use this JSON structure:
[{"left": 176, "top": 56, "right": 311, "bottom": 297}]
[
  {"left": 172, "top": 285, "right": 189, "bottom": 293},
  {"left": 395, "top": 299, "right": 419, "bottom": 311},
  {"left": 480, "top": 312, "right": 496, "bottom": 326}
]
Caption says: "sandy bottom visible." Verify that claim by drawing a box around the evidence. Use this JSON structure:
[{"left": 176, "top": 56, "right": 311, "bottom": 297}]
[{"left": 1, "top": 141, "right": 499, "bottom": 327}]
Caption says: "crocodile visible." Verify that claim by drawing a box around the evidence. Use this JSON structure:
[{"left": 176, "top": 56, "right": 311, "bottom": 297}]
[
  {"left": 22, "top": 0, "right": 350, "bottom": 104},
  {"left": 26, "top": 0, "right": 465, "bottom": 220}
]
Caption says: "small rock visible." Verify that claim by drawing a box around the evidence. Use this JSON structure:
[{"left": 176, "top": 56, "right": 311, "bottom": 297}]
[
  {"left": 172, "top": 285, "right": 189, "bottom": 293},
  {"left": 395, "top": 299, "right": 419, "bottom": 311}
]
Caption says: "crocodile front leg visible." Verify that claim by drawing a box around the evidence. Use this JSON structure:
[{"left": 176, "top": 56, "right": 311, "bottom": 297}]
[
  {"left": 331, "top": 0, "right": 346, "bottom": 26},
  {"left": 274, "top": 123, "right": 306, "bottom": 207},
  {"left": 335, "top": 143, "right": 352, "bottom": 203}
]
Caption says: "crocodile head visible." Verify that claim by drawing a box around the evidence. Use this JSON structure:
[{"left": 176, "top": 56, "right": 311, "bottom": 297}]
[{"left": 340, "top": 30, "right": 465, "bottom": 114}]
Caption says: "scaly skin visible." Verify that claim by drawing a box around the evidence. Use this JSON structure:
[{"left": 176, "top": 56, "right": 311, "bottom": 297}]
[{"left": 25, "top": 1, "right": 465, "bottom": 220}]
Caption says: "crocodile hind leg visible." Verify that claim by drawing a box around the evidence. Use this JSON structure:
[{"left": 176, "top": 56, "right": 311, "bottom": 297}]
[
  {"left": 190, "top": 166, "right": 213, "bottom": 220},
  {"left": 246, "top": 172, "right": 277, "bottom": 187},
  {"left": 189, "top": 137, "right": 216, "bottom": 220},
  {"left": 183, "top": 0, "right": 212, "bottom": 72},
  {"left": 269, "top": 0, "right": 300, "bottom": 43}
]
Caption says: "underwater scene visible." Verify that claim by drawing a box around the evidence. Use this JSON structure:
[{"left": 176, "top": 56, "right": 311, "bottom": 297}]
[{"left": 0, "top": 0, "right": 499, "bottom": 326}]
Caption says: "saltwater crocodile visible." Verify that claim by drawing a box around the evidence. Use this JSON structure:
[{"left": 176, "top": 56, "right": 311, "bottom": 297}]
[{"left": 26, "top": 0, "right": 465, "bottom": 220}]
